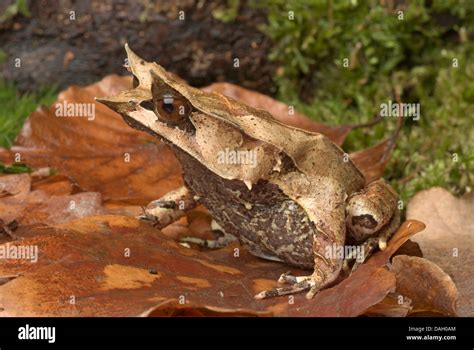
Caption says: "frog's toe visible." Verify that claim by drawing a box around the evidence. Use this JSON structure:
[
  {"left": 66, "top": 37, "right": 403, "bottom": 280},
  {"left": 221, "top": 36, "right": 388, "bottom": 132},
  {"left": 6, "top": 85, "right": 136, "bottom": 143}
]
[
  {"left": 179, "top": 232, "right": 237, "bottom": 249},
  {"left": 254, "top": 280, "right": 312, "bottom": 300},
  {"left": 305, "top": 283, "right": 321, "bottom": 299},
  {"left": 278, "top": 272, "right": 314, "bottom": 285},
  {"left": 255, "top": 272, "right": 326, "bottom": 299},
  {"left": 278, "top": 271, "right": 297, "bottom": 284},
  {"left": 137, "top": 209, "right": 162, "bottom": 227},
  {"left": 378, "top": 236, "right": 388, "bottom": 250},
  {"left": 350, "top": 237, "right": 378, "bottom": 273}
]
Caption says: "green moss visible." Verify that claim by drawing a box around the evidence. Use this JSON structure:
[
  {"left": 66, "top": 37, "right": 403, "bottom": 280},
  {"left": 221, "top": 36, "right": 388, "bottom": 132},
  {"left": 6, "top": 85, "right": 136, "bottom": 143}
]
[
  {"left": 0, "top": 50, "right": 7, "bottom": 65},
  {"left": 0, "top": 162, "right": 31, "bottom": 174},
  {"left": 0, "top": 0, "right": 30, "bottom": 23},
  {"left": 213, "top": 0, "right": 240, "bottom": 23},
  {"left": 253, "top": 0, "right": 473, "bottom": 204},
  {"left": 0, "top": 80, "right": 57, "bottom": 148}
]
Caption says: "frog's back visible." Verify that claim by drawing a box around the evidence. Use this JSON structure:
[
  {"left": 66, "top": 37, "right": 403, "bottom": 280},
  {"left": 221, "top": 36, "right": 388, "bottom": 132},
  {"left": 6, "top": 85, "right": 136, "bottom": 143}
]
[{"left": 173, "top": 147, "right": 315, "bottom": 269}]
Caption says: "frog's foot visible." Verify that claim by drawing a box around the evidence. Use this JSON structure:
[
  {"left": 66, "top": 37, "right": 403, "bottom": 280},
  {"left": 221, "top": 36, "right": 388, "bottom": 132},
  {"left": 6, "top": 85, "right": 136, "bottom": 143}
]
[
  {"left": 254, "top": 279, "right": 313, "bottom": 300},
  {"left": 254, "top": 271, "right": 324, "bottom": 300},
  {"left": 138, "top": 186, "right": 197, "bottom": 229},
  {"left": 350, "top": 237, "right": 379, "bottom": 273},
  {"left": 350, "top": 208, "right": 401, "bottom": 273}
]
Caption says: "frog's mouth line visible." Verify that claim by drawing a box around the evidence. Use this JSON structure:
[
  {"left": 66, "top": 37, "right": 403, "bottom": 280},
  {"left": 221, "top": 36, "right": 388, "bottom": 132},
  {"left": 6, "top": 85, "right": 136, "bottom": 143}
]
[{"left": 119, "top": 112, "right": 167, "bottom": 144}]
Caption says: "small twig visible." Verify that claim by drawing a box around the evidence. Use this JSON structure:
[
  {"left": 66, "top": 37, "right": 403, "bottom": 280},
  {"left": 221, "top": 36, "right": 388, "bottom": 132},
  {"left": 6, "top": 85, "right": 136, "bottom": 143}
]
[
  {"left": 0, "top": 219, "right": 21, "bottom": 240},
  {"left": 0, "top": 273, "right": 21, "bottom": 286},
  {"left": 349, "top": 114, "right": 384, "bottom": 129}
]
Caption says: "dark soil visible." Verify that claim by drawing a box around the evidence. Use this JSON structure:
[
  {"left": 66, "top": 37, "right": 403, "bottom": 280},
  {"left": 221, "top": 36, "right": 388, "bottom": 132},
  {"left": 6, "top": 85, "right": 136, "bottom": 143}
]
[{"left": 0, "top": 0, "right": 276, "bottom": 93}]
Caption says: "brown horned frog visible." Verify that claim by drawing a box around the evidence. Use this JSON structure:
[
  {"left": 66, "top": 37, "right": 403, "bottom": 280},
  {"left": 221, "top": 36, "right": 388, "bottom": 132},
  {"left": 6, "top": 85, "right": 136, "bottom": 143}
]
[{"left": 97, "top": 45, "right": 400, "bottom": 300}]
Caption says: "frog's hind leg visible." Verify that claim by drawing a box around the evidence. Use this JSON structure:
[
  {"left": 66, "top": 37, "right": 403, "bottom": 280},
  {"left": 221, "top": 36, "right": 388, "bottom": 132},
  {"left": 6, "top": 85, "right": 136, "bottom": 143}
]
[
  {"left": 255, "top": 230, "right": 344, "bottom": 300},
  {"left": 255, "top": 185, "right": 348, "bottom": 300}
]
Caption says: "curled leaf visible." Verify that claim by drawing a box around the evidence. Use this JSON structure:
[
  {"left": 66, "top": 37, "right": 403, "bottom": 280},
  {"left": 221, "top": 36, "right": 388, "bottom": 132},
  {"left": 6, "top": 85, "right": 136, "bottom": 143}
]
[
  {"left": 390, "top": 255, "right": 458, "bottom": 316},
  {"left": 0, "top": 173, "right": 104, "bottom": 226},
  {"left": 364, "top": 293, "right": 412, "bottom": 317},
  {"left": 407, "top": 188, "right": 474, "bottom": 316}
]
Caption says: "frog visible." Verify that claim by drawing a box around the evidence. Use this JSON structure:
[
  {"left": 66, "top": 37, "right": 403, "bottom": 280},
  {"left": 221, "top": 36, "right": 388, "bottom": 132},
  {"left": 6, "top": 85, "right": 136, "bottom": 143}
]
[{"left": 97, "top": 44, "right": 400, "bottom": 300}]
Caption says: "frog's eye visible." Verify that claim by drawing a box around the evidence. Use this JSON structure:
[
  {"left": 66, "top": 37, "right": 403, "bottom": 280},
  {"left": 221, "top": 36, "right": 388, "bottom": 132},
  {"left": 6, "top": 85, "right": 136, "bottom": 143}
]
[{"left": 154, "top": 93, "right": 191, "bottom": 125}]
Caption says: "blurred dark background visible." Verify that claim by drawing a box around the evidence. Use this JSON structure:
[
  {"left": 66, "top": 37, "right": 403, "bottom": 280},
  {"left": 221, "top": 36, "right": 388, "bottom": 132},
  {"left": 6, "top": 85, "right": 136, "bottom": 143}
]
[{"left": 0, "top": 0, "right": 275, "bottom": 92}]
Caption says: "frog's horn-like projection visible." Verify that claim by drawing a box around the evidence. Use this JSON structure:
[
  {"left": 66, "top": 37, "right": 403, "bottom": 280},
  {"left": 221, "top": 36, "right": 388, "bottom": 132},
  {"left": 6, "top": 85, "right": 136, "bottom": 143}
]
[
  {"left": 95, "top": 44, "right": 156, "bottom": 113},
  {"left": 123, "top": 43, "right": 155, "bottom": 90},
  {"left": 96, "top": 44, "right": 186, "bottom": 112}
]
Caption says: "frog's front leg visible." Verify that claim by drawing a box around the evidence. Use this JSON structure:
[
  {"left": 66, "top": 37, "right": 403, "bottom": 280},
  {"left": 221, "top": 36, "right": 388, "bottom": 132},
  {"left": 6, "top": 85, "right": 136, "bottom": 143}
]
[
  {"left": 349, "top": 208, "right": 400, "bottom": 272},
  {"left": 141, "top": 187, "right": 236, "bottom": 249},
  {"left": 139, "top": 186, "right": 197, "bottom": 228},
  {"left": 345, "top": 179, "right": 399, "bottom": 271}
]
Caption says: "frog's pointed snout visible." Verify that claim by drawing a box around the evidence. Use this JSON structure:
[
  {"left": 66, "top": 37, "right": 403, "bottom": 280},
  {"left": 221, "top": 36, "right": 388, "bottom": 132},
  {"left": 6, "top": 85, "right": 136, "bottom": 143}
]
[
  {"left": 95, "top": 97, "right": 121, "bottom": 112},
  {"left": 95, "top": 96, "right": 111, "bottom": 105},
  {"left": 96, "top": 96, "right": 142, "bottom": 117}
]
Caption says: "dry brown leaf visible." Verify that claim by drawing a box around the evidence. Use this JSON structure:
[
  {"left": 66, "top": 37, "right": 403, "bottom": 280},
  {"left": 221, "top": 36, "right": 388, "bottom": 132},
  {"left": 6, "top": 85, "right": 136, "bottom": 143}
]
[
  {"left": 0, "top": 173, "right": 204, "bottom": 244},
  {"left": 358, "top": 220, "right": 434, "bottom": 317},
  {"left": 366, "top": 220, "right": 426, "bottom": 268},
  {"left": 0, "top": 173, "right": 30, "bottom": 197},
  {"left": 392, "top": 240, "right": 423, "bottom": 259},
  {"left": 390, "top": 255, "right": 458, "bottom": 316},
  {"left": 282, "top": 265, "right": 395, "bottom": 316},
  {"left": 364, "top": 293, "right": 412, "bottom": 317},
  {"left": 0, "top": 173, "right": 208, "bottom": 246},
  {"left": 141, "top": 300, "right": 273, "bottom": 317},
  {"left": 350, "top": 137, "right": 396, "bottom": 184},
  {"left": 31, "top": 174, "right": 74, "bottom": 196},
  {"left": 0, "top": 173, "right": 104, "bottom": 227},
  {"left": 0, "top": 215, "right": 424, "bottom": 317},
  {"left": 365, "top": 223, "right": 458, "bottom": 318},
  {"left": 407, "top": 188, "right": 474, "bottom": 316}
]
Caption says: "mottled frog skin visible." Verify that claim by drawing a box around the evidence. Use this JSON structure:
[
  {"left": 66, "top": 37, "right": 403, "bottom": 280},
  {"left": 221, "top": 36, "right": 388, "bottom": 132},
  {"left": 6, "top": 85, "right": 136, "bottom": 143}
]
[{"left": 175, "top": 148, "right": 316, "bottom": 269}]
